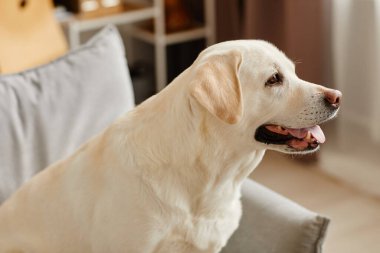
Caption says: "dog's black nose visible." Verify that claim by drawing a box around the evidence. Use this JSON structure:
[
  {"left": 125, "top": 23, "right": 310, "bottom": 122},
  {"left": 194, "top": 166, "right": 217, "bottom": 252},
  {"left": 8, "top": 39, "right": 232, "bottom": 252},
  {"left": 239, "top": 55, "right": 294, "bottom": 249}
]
[{"left": 324, "top": 89, "right": 342, "bottom": 108}]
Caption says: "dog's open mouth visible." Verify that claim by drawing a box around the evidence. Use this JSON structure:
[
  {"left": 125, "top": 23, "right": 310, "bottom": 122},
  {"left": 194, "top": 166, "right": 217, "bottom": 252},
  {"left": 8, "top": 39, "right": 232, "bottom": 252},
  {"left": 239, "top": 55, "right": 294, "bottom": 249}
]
[{"left": 255, "top": 124, "right": 326, "bottom": 151}]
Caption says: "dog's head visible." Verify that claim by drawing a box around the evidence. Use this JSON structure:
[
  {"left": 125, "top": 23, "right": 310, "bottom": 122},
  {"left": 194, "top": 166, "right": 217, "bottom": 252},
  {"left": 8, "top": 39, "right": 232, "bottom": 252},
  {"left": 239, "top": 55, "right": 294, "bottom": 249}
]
[{"left": 190, "top": 40, "right": 341, "bottom": 154}]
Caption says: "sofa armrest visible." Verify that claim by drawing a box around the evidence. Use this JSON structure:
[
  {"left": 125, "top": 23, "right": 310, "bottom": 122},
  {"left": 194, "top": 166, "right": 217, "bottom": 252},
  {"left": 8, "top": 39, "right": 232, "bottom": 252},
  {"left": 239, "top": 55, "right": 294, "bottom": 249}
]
[{"left": 222, "top": 179, "right": 329, "bottom": 253}]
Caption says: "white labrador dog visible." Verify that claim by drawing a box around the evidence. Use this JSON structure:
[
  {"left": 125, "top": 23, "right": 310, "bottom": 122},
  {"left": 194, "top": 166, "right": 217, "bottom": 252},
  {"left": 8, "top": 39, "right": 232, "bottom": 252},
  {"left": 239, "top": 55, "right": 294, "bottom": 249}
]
[{"left": 0, "top": 40, "right": 341, "bottom": 253}]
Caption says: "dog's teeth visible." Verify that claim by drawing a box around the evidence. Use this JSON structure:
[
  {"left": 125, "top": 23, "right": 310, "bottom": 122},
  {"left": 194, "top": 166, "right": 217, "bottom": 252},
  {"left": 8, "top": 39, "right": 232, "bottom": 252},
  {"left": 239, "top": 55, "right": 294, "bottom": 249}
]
[{"left": 305, "top": 131, "right": 311, "bottom": 141}]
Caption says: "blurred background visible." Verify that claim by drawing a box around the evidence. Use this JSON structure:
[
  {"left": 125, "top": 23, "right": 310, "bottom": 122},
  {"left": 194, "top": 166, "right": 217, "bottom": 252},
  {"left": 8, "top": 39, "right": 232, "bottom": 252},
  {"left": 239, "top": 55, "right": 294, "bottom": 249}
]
[{"left": 1, "top": 0, "right": 379, "bottom": 252}]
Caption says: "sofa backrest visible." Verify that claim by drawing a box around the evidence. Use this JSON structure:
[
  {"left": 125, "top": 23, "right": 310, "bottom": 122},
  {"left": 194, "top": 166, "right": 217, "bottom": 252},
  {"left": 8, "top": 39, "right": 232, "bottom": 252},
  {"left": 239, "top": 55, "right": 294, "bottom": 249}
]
[{"left": 0, "top": 26, "right": 135, "bottom": 203}]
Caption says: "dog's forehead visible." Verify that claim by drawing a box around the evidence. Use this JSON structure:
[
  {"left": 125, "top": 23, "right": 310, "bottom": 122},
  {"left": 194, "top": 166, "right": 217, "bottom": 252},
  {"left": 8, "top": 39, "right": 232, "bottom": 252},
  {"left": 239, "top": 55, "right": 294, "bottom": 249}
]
[
  {"left": 201, "top": 40, "right": 295, "bottom": 70},
  {"left": 244, "top": 41, "right": 295, "bottom": 70}
]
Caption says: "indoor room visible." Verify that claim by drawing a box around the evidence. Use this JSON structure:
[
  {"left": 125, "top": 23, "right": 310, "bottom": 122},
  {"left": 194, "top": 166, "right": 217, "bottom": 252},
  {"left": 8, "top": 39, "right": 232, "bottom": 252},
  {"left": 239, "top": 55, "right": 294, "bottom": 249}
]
[{"left": 0, "top": 0, "right": 379, "bottom": 252}]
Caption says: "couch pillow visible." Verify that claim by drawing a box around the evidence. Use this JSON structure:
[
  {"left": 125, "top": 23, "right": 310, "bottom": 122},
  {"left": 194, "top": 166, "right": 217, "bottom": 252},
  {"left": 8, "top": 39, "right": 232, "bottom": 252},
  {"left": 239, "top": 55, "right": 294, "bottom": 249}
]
[{"left": 0, "top": 25, "right": 135, "bottom": 203}]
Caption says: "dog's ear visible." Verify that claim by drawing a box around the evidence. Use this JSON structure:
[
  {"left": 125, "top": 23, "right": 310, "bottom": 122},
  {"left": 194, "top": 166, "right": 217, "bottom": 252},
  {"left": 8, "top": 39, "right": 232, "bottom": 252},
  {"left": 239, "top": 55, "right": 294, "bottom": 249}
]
[{"left": 191, "top": 51, "right": 243, "bottom": 124}]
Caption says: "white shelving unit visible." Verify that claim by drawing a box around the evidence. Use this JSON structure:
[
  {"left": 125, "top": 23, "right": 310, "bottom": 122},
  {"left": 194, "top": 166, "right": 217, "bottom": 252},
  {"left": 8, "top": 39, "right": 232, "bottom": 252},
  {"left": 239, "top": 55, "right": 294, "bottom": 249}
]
[
  {"left": 127, "top": 26, "right": 209, "bottom": 46},
  {"left": 62, "top": 0, "right": 216, "bottom": 92}
]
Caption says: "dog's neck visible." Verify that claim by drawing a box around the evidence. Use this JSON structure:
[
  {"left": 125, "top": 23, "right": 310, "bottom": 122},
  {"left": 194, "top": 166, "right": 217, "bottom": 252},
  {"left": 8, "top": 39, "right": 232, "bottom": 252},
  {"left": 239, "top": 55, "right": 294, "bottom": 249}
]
[{"left": 113, "top": 69, "right": 265, "bottom": 214}]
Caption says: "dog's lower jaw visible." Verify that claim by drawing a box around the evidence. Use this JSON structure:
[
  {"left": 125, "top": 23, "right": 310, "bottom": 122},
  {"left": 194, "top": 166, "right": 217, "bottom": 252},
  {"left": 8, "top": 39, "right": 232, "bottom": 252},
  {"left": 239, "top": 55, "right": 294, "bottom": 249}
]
[{"left": 268, "top": 143, "right": 320, "bottom": 155}]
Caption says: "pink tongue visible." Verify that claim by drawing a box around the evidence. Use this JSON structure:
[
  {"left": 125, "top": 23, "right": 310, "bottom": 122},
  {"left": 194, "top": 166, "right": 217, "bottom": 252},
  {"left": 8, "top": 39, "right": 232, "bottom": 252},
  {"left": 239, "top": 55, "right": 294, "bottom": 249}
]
[
  {"left": 308, "top": 125, "right": 325, "bottom": 143},
  {"left": 287, "top": 125, "right": 326, "bottom": 143}
]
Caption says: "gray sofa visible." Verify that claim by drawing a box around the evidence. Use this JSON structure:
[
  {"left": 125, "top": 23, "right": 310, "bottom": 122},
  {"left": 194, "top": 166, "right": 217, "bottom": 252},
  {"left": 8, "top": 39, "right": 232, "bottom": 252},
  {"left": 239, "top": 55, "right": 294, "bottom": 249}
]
[{"left": 0, "top": 26, "right": 329, "bottom": 253}]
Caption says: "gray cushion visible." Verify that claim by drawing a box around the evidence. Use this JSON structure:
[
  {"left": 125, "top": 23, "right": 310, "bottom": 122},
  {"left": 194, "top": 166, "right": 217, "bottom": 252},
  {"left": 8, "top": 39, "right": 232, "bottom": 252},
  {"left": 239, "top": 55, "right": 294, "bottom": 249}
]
[
  {"left": 223, "top": 179, "right": 330, "bottom": 253},
  {"left": 0, "top": 25, "right": 135, "bottom": 203}
]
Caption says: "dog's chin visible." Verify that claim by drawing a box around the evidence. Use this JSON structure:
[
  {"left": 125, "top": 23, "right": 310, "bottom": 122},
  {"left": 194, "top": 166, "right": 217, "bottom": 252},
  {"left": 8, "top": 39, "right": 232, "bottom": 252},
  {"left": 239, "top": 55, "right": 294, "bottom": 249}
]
[
  {"left": 254, "top": 124, "right": 324, "bottom": 154},
  {"left": 265, "top": 143, "right": 320, "bottom": 155}
]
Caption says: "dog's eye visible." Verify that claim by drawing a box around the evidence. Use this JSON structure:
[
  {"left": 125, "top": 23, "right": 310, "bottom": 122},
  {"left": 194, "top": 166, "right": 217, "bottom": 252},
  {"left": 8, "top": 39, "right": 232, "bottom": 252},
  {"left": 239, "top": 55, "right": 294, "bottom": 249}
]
[{"left": 265, "top": 73, "right": 283, "bottom": 86}]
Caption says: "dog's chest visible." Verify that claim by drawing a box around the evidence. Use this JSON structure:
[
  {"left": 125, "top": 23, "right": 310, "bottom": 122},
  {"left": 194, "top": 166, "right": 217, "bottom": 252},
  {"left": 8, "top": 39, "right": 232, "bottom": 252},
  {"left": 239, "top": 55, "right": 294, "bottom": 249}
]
[
  {"left": 156, "top": 203, "right": 242, "bottom": 252},
  {"left": 187, "top": 215, "right": 238, "bottom": 250}
]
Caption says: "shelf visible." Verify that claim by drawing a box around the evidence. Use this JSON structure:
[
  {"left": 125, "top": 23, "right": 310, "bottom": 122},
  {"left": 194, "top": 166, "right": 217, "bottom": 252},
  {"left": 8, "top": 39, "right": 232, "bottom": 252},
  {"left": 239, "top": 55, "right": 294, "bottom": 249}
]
[
  {"left": 62, "top": 0, "right": 216, "bottom": 91},
  {"left": 128, "top": 25, "right": 208, "bottom": 45},
  {"left": 63, "top": 4, "right": 157, "bottom": 31}
]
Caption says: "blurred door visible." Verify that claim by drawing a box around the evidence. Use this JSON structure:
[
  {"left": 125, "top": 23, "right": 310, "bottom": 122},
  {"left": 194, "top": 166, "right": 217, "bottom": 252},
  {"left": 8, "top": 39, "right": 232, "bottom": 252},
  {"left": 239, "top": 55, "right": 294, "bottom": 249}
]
[{"left": 242, "top": 0, "right": 329, "bottom": 86}]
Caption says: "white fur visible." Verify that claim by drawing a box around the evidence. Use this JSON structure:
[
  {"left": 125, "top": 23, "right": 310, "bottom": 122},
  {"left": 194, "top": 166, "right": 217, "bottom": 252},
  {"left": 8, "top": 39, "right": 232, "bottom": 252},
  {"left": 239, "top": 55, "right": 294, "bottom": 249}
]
[{"left": 0, "top": 40, "right": 340, "bottom": 253}]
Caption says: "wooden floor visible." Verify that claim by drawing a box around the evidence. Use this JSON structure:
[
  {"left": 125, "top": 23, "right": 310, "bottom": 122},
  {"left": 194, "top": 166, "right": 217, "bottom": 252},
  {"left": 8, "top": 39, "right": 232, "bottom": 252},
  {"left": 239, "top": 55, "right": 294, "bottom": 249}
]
[{"left": 250, "top": 151, "right": 380, "bottom": 253}]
